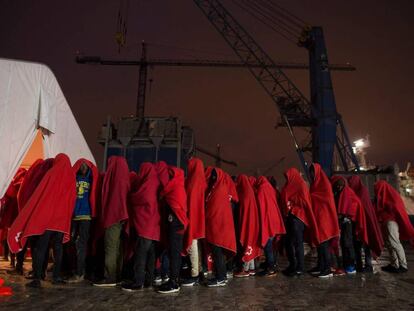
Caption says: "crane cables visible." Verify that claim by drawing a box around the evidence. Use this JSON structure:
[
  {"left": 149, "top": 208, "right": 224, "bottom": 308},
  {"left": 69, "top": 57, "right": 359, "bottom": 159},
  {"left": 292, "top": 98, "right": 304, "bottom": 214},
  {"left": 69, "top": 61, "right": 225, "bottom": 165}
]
[{"left": 229, "top": 0, "right": 310, "bottom": 45}]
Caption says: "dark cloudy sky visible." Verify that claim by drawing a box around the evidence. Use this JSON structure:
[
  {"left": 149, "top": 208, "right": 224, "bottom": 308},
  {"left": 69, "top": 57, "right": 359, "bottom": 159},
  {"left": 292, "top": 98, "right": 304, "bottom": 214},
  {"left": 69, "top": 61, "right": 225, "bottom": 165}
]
[{"left": 1, "top": 0, "right": 413, "bottom": 179}]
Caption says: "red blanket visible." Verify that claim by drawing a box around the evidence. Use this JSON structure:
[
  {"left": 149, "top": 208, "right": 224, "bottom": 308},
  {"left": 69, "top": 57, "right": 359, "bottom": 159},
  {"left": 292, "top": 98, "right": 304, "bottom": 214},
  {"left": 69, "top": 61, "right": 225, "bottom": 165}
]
[
  {"left": 8, "top": 154, "right": 76, "bottom": 253},
  {"left": 236, "top": 175, "right": 261, "bottom": 262},
  {"left": 17, "top": 159, "right": 54, "bottom": 212},
  {"left": 183, "top": 157, "right": 206, "bottom": 254},
  {"left": 374, "top": 180, "right": 414, "bottom": 243},
  {"left": 129, "top": 162, "right": 161, "bottom": 241},
  {"left": 160, "top": 166, "right": 188, "bottom": 233},
  {"left": 331, "top": 176, "right": 368, "bottom": 245},
  {"left": 281, "top": 168, "right": 319, "bottom": 246},
  {"left": 309, "top": 164, "right": 340, "bottom": 243},
  {"left": 348, "top": 176, "right": 384, "bottom": 258},
  {"left": 72, "top": 159, "right": 99, "bottom": 218},
  {"left": 255, "top": 176, "right": 286, "bottom": 247},
  {"left": 0, "top": 168, "right": 27, "bottom": 232},
  {"left": 155, "top": 161, "right": 169, "bottom": 188},
  {"left": 205, "top": 167, "right": 237, "bottom": 254},
  {"left": 101, "top": 156, "right": 130, "bottom": 229}
]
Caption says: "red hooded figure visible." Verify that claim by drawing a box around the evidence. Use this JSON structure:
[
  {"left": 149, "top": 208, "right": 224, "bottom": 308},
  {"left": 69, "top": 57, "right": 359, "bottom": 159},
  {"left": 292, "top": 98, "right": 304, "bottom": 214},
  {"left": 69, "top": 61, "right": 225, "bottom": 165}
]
[
  {"left": 348, "top": 176, "right": 384, "bottom": 258},
  {"left": 17, "top": 159, "right": 54, "bottom": 212},
  {"left": 331, "top": 176, "right": 369, "bottom": 246},
  {"left": 160, "top": 166, "right": 188, "bottom": 233},
  {"left": 255, "top": 176, "right": 286, "bottom": 247},
  {"left": 129, "top": 162, "right": 161, "bottom": 241},
  {"left": 309, "top": 163, "right": 340, "bottom": 243},
  {"left": 236, "top": 175, "right": 261, "bottom": 262},
  {"left": 8, "top": 154, "right": 76, "bottom": 253},
  {"left": 183, "top": 157, "right": 206, "bottom": 254},
  {"left": 101, "top": 156, "right": 130, "bottom": 230},
  {"left": 374, "top": 180, "right": 414, "bottom": 243},
  {"left": 205, "top": 167, "right": 237, "bottom": 254},
  {"left": 72, "top": 158, "right": 99, "bottom": 218},
  {"left": 281, "top": 168, "right": 319, "bottom": 246}
]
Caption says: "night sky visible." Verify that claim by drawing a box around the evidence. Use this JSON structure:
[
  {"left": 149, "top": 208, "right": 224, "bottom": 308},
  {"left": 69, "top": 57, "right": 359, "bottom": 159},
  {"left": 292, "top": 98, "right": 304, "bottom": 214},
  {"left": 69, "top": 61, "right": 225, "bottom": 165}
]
[{"left": 1, "top": 0, "right": 413, "bottom": 180}]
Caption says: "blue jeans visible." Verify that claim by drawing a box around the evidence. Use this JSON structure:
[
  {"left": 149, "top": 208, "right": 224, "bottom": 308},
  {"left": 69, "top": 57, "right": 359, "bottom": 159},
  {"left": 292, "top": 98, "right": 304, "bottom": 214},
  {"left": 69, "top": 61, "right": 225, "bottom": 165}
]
[{"left": 264, "top": 237, "right": 275, "bottom": 269}]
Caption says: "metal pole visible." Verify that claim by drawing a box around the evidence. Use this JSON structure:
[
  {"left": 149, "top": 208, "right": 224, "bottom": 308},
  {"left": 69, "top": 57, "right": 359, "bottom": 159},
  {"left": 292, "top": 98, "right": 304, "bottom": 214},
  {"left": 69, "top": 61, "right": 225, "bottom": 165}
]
[
  {"left": 103, "top": 115, "right": 111, "bottom": 171},
  {"left": 176, "top": 119, "right": 182, "bottom": 168}
]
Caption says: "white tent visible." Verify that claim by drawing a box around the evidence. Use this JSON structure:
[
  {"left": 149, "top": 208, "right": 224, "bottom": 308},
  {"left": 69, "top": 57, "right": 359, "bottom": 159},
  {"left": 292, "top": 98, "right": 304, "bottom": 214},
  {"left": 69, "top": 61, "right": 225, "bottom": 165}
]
[{"left": 0, "top": 58, "right": 95, "bottom": 197}]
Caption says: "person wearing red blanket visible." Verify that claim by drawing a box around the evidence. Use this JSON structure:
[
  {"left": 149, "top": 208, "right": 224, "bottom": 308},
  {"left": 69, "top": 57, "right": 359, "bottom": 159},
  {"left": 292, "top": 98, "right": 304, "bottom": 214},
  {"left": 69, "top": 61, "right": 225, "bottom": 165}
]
[
  {"left": 255, "top": 176, "right": 286, "bottom": 276},
  {"left": 204, "top": 167, "right": 237, "bottom": 287},
  {"left": 374, "top": 180, "right": 414, "bottom": 273},
  {"left": 233, "top": 175, "right": 261, "bottom": 278},
  {"left": 121, "top": 162, "right": 160, "bottom": 292},
  {"left": 67, "top": 159, "right": 99, "bottom": 283},
  {"left": 157, "top": 166, "right": 188, "bottom": 294},
  {"left": 8, "top": 153, "right": 76, "bottom": 288},
  {"left": 181, "top": 157, "right": 207, "bottom": 287},
  {"left": 331, "top": 176, "right": 368, "bottom": 275},
  {"left": 348, "top": 175, "right": 384, "bottom": 273},
  {"left": 0, "top": 168, "right": 26, "bottom": 265},
  {"left": 281, "top": 168, "right": 319, "bottom": 277},
  {"left": 93, "top": 156, "right": 130, "bottom": 287},
  {"left": 308, "top": 163, "right": 340, "bottom": 278}
]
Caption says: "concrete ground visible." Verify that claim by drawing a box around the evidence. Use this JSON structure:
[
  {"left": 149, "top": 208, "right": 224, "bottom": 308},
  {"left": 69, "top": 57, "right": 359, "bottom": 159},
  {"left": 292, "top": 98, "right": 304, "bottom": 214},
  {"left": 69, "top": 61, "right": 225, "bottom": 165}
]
[{"left": 1, "top": 248, "right": 414, "bottom": 311}]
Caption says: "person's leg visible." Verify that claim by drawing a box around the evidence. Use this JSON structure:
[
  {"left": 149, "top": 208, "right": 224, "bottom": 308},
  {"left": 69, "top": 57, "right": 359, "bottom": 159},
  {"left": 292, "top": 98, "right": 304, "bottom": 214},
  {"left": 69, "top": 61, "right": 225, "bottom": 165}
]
[
  {"left": 292, "top": 216, "right": 305, "bottom": 273},
  {"left": 284, "top": 215, "right": 296, "bottom": 272},
  {"left": 76, "top": 220, "right": 90, "bottom": 277},
  {"left": 32, "top": 231, "right": 51, "bottom": 281},
  {"left": 104, "top": 222, "right": 122, "bottom": 282},
  {"left": 320, "top": 241, "right": 331, "bottom": 272},
  {"left": 340, "top": 218, "right": 354, "bottom": 269},
  {"left": 15, "top": 244, "right": 27, "bottom": 273},
  {"left": 364, "top": 246, "right": 373, "bottom": 270},
  {"left": 387, "top": 221, "right": 407, "bottom": 269},
  {"left": 3, "top": 240, "right": 9, "bottom": 260},
  {"left": 133, "top": 236, "right": 152, "bottom": 286},
  {"left": 354, "top": 239, "right": 363, "bottom": 272},
  {"left": 211, "top": 245, "right": 226, "bottom": 281},
  {"left": 188, "top": 239, "right": 200, "bottom": 278},
  {"left": 145, "top": 240, "right": 155, "bottom": 286},
  {"left": 168, "top": 217, "right": 183, "bottom": 283},
  {"left": 264, "top": 237, "right": 275, "bottom": 270},
  {"left": 51, "top": 231, "right": 64, "bottom": 282}
]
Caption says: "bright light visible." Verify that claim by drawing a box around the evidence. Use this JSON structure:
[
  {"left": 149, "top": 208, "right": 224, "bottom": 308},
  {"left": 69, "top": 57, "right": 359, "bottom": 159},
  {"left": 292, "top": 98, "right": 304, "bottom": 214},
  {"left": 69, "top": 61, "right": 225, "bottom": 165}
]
[{"left": 354, "top": 139, "right": 365, "bottom": 148}]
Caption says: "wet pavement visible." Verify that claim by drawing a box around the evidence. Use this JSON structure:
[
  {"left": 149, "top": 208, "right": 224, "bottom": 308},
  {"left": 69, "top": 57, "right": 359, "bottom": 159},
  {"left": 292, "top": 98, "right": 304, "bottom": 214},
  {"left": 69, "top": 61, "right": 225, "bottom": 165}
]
[{"left": 1, "top": 248, "right": 414, "bottom": 311}]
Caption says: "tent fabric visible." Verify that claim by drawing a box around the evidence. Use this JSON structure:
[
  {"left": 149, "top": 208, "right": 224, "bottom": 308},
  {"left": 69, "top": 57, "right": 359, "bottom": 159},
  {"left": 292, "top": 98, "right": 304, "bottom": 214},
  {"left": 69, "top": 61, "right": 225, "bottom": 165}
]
[{"left": 0, "top": 58, "right": 95, "bottom": 198}]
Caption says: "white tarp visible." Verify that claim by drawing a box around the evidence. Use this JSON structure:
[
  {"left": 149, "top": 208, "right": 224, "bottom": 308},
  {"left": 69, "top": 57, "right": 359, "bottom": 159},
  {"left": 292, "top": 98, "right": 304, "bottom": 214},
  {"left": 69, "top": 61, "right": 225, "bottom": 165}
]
[{"left": 0, "top": 58, "right": 95, "bottom": 197}]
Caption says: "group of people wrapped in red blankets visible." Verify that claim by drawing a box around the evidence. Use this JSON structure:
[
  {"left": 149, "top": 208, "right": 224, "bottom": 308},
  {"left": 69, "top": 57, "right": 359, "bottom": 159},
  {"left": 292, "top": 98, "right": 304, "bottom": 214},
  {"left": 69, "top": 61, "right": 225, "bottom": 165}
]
[{"left": 0, "top": 154, "right": 413, "bottom": 294}]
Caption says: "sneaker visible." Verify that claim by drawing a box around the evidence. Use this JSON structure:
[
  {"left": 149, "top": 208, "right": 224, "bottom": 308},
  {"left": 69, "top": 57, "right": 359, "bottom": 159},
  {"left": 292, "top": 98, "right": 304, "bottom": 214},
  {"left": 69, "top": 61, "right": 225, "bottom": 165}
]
[
  {"left": 226, "top": 271, "right": 234, "bottom": 279},
  {"left": 307, "top": 266, "right": 321, "bottom": 276},
  {"left": 295, "top": 271, "right": 304, "bottom": 277},
  {"left": 260, "top": 269, "right": 277, "bottom": 277},
  {"left": 381, "top": 264, "right": 400, "bottom": 273},
  {"left": 181, "top": 277, "right": 199, "bottom": 287},
  {"left": 318, "top": 270, "right": 333, "bottom": 279},
  {"left": 92, "top": 279, "right": 117, "bottom": 287},
  {"left": 333, "top": 268, "right": 346, "bottom": 276},
  {"left": 26, "top": 279, "right": 41, "bottom": 288},
  {"left": 162, "top": 275, "right": 169, "bottom": 284},
  {"left": 67, "top": 275, "right": 84, "bottom": 283},
  {"left": 345, "top": 266, "right": 357, "bottom": 274},
  {"left": 121, "top": 282, "right": 144, "bottom": 292},
  {"left": 157, "top": 280, "right": 180, "bottom": 294},
  {"left": 52, "top": 278, "right": 66, "bottom": 285},
  {"left": 234, "top": 270, "right": 250, "bottom": 278},
  {"left": 398, "top": 266, "right": 408, "bottom": 273},
  {"left": 249, "top": 269, "right": 256, "bottom": 276},
  {"left": 207, "top": 278, "right": 227, "bottom": 287},
  {"left": 154, "top": 276, "right": 162, "bottom": 286}
]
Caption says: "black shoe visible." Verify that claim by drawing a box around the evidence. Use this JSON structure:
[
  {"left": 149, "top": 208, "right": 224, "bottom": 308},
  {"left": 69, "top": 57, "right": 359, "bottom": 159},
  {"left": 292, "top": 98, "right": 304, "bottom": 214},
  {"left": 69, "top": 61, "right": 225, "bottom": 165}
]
[
  {"left": 181, "top": 277, "right": 199, "bottom": 287},
  {"left": 206, "top": 278, "right": 227, "bottom": 287},
  {"left": 92, "top": 279, "right": 117, "bottom": 287},
  {"left": 26, "top": 279, "right": 41, "bottom": 288},
  {"left": 307, "top": 266, "right": 321, "bottom": 276},
  {"left": 362, "top": 266, "right": 374, "bottom": 273},
  {"left": 295, "top": 271, "right": 305, "bottom": 277},
  {"left": 260, "top": 269, "right": 277, "bottom": 277},
  {"left": 25, "top": 274, "right": 46, "bottom": 281},
  {"left": 52, "top": 278, "right": 66, "bottom": 285},
  {"left": 121, "top": 282, "right": 144, "bottom": 292},
  {"left": 157, "top": 280, "right": 180, "bottom": 294},
  {"left": 318, "top": 269, "right": 333, "bottom": 279},
  {"left": 399, "top": 266, "right": 408, "bottom": 273},
  {"left": 381, "top": 264, "right": 399, "bottom": 273}
]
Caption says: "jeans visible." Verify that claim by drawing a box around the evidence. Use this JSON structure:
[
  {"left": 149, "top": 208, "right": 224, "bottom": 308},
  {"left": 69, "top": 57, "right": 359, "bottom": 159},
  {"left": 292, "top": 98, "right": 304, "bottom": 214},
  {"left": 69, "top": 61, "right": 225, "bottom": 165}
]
[
  {"left": 285, "top": 214, "right": 305, "bottom": 272},
  {"left": 188, "top": 239, "right": 201, "bottom": 277},
  {"left": 354, "top": 240, "right": 372, "bottom": 270},
  {"left": 133, "top": 236, "right": 155, "bottom": 285},
  {"left": 340, "top": 217, "right": 355, "bottom": 268},
  {"left": 211, "top": 245, "right": 226, "bottom": 281},
  {"left": 264, "top": 237, "right": 275, "bottom": 269},
  {"left": 385, "top": 220, "right": 407, "bottom": 269},
  {"left": 317, "top": 240, "right": 331, "bottom": 272},
  {"left": 243, "top": 259, "right": 255, "bottom": 271},
  {"left": 167, "top": 212, "right": 184, "bottom": 282},
  {"left": 71, "top": 220, "right": 90, "bottom": 276},
  {"left": 33, "top": 230, "right": 63, "bottom": 281},
  {"left": 104, "top": 222, "right": 123, "bottom": 282}
]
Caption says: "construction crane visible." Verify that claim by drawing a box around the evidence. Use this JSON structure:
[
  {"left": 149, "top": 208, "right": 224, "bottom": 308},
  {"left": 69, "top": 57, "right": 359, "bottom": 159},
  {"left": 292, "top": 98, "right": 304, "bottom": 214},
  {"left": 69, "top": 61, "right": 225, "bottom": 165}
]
[
  {"left": 192, "top": 0, "right": 359, "bottom": 177},
  {"left": 196, "top": 144, "right": 238, "bottom": 168}
]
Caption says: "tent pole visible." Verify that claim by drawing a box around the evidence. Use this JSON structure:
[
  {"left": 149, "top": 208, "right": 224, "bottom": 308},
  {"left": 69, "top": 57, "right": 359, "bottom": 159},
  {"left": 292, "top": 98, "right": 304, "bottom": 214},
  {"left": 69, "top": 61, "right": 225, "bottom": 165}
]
[{"left": 103, "top": 115, "right": 111, "bottom": 171}]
